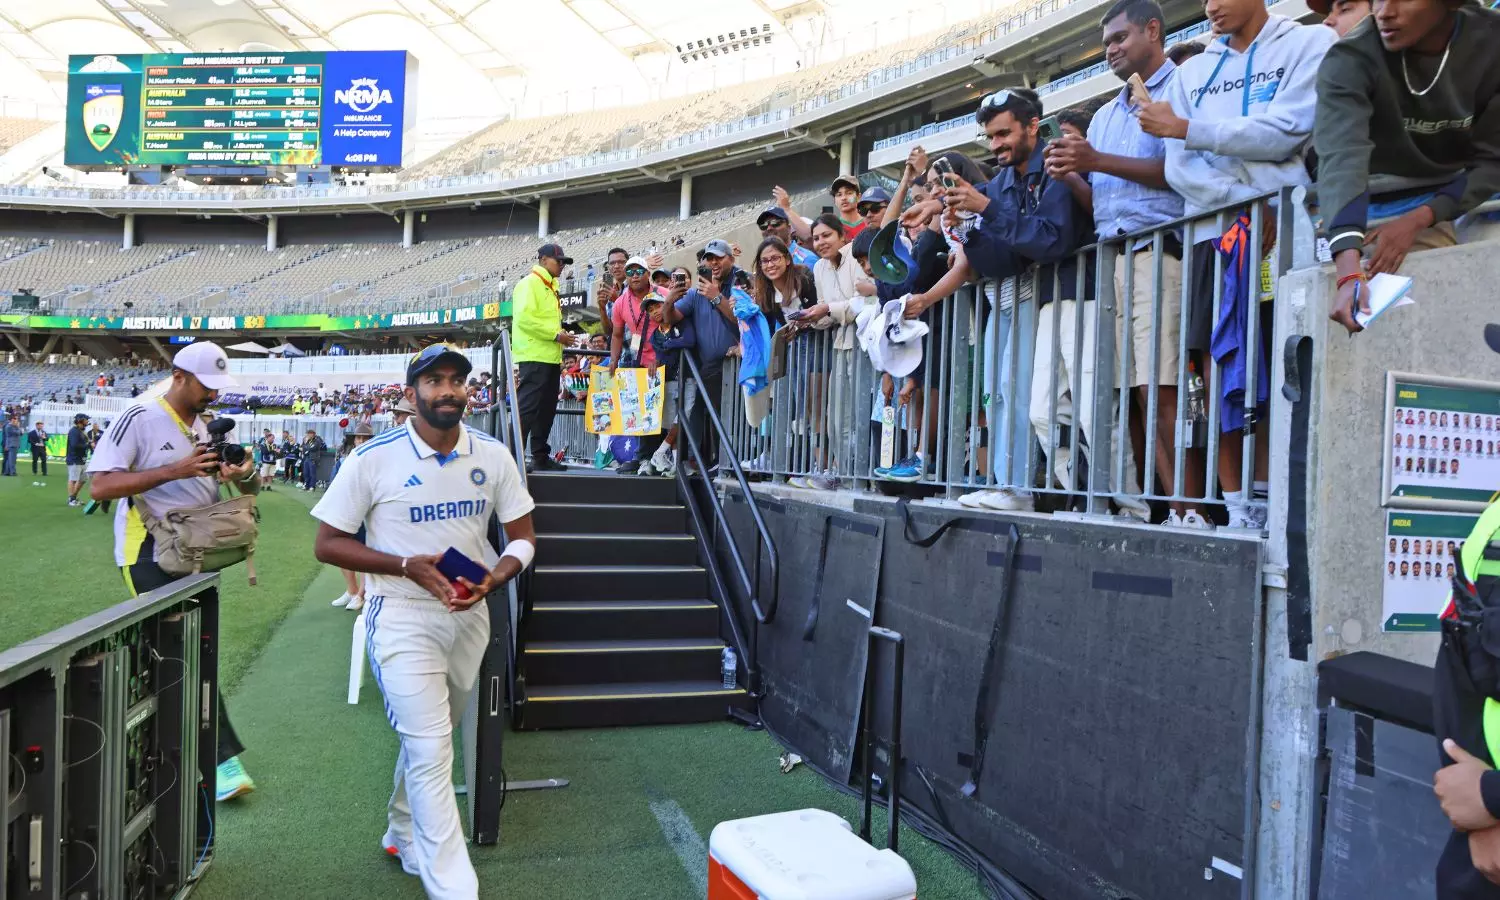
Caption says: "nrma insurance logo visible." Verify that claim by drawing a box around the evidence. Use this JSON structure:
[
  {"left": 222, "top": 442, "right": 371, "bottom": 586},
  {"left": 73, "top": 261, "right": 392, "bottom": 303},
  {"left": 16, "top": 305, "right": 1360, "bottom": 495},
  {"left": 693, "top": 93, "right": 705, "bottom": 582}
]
[{"left": 334, "top": 78, "right": 393, "bottom": 113}]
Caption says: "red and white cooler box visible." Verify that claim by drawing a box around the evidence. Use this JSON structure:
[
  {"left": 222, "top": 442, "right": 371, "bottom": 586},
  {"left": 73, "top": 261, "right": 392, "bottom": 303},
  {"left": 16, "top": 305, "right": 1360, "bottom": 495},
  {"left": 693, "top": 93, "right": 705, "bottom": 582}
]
[{"left": 708, "top": 809, "right": 917, "bottom": 900}]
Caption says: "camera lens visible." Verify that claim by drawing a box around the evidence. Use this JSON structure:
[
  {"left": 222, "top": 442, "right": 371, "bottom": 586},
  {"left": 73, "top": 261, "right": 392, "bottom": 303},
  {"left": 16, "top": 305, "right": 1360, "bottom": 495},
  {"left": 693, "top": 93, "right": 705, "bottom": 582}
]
[{"left": 220, "top": 443, "right": 247, "bottom": 466}]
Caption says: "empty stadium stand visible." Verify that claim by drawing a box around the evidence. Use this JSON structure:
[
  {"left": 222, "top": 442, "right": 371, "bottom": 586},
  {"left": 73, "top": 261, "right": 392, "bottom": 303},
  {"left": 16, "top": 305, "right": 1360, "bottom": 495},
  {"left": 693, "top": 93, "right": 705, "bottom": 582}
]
[
  {"left": 0, "top": 117, "right": 50, "bottom": 154},
  {"left": 0, "top": 188, "right": 824, "bottom": 318}
]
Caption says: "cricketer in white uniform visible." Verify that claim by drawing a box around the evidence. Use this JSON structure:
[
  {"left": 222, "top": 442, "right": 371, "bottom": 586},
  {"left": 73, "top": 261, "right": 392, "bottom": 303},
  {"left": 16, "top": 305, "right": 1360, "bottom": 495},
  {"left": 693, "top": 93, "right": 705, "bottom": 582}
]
[{"left": 311, "top": 344, "right": 537, "bottom": 899}]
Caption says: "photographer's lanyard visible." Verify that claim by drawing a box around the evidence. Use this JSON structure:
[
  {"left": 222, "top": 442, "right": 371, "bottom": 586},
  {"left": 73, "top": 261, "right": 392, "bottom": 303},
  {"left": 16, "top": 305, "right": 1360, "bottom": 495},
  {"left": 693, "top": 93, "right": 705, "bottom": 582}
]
[{"left": 156, "top": 397, "right": 198, "bottom": 443}]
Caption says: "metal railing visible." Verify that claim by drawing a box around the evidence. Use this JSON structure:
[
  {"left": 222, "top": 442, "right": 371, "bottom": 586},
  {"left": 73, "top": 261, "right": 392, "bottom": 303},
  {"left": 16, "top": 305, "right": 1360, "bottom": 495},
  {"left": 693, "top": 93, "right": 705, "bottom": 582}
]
[
  {"left": 676, "top": 352, "right": 781, "bottom": 697},
  {"left": 719, "top": 189, "right": 1318, "bottom": 523}
]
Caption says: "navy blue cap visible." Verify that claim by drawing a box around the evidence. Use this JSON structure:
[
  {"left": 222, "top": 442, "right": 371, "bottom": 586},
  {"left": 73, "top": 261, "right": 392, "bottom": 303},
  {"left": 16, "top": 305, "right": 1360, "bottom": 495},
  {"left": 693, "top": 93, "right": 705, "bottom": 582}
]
[
  {"left": 537, "top": 242, "right": 573, "bottom": 265},
  {"left": 406, "top": 343, "right": 473, "bottom": 385},
  {"left": 757, "top": 205, "right": 790, "bottom": 226},
  {"left": 857, "top": 187, "right": 892, "bottom": 210},
  {"left": 851, "top": 228, "right": 878, "bottom": 258}
]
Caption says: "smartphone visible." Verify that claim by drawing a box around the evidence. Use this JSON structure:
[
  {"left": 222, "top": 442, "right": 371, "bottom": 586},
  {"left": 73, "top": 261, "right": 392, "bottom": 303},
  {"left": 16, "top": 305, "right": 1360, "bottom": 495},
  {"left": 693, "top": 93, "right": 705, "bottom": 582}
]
[
  {"left": 931, "top": 156, "right": 957, "bottom": 189},
  {"left": 436, "top": 547, "right": 489, "bottom": 600},
  {"left": 733, "top": 270, "right": 751, "bottom": 290},
  {"left": 673, "top": 272, "right": 688, "bottom": 287},
  {"left": 1126, "top": 72, "right": 1151, "bottom": 108},
  {"left": 1037, "top": 115, "right": 1062, "bottom": 144},
  {"left": 697, "top": 264, "right": 712, "bottom": 281}
]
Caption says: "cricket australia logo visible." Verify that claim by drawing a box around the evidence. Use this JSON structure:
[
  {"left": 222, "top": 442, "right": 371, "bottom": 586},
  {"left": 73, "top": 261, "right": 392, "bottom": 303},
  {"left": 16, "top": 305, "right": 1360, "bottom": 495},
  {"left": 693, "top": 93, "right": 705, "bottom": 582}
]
[{"left": 335, "top": 78, "right": 393, "bottom": 113}]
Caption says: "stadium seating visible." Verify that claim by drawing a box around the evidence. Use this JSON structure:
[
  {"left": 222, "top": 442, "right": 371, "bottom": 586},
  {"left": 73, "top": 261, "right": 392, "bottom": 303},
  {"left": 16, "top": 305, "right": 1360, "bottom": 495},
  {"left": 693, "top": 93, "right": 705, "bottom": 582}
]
[
  {"left": 401, "top": 6, "right": 1014, "bottom": 181},
  {"left": 0, "top": 361, "right": 161, "bottom": 407},
  {"left": 0, "top": 187, "right": 824, "bottom": 317},
  {"left": 0, "top": 117, "right": 50, "bottom": 153}
]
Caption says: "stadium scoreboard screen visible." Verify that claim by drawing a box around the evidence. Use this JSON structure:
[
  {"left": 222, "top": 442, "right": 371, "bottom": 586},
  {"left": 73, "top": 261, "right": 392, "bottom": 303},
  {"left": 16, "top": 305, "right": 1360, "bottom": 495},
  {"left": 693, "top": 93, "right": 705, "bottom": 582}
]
[{"left": 65, "top": 51, "right": 416, "bottom": 169}]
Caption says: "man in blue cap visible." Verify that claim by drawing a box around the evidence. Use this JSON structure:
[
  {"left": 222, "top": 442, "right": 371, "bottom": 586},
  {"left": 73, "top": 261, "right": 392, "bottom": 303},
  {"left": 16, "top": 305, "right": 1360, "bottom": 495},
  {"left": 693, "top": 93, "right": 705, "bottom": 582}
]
[{"left": 856, "top": 186, "right": 891, "bottom": 235}]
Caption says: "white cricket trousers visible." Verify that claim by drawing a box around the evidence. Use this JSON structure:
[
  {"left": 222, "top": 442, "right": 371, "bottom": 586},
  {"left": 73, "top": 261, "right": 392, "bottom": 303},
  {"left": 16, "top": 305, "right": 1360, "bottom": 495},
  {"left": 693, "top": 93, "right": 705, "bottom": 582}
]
[{"left": 365, "top": 595, "right": 489, "bottom": 900}]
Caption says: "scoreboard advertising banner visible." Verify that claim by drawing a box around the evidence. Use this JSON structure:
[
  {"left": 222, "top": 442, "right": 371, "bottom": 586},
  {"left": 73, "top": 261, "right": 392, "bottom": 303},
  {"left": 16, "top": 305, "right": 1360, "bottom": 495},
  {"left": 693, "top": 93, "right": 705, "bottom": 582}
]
[
  {"left": 65, "top": 51, "right": 416, "bottom": 168},
  {"left": 0, "top": 302, "right": 508, "bottom": 333}
]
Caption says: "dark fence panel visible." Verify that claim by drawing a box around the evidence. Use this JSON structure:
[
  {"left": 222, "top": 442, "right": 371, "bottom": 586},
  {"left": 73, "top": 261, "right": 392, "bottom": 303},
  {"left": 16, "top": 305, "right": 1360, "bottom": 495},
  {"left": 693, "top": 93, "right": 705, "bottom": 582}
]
[{"left": 722, "top": 490, "right": 1263, "bottom": 900}]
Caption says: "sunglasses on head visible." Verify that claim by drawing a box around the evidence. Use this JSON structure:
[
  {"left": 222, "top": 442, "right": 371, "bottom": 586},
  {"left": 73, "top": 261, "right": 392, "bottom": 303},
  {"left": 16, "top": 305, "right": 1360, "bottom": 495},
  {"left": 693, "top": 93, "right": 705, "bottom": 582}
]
[
  {"left": 410, "top": 342, "right": 456, "bottom": 366},
  {"left": 981, "top": 89, "right": 1013, "bottom": 109}
]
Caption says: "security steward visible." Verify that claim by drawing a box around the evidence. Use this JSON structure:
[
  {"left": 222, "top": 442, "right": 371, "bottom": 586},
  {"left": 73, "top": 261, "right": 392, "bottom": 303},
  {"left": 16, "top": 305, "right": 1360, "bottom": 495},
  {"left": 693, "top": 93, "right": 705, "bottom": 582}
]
[
  {"left": 511, "top": 242, "right": 577, "bottom": 472},
  {"left": 311, "top": 343, "right": 537, "bottom": 900},
  {"left": 86, "top": 340, "right": 261, "bottom": 802},
  {"left": 1433, "top": 498, "right": 1500, "bottom": 896}
]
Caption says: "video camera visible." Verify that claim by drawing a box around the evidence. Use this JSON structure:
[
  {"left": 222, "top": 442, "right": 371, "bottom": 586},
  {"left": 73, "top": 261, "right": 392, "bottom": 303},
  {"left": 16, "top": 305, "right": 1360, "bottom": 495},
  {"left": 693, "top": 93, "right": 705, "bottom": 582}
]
[{"left": 204, "top": 417, "right": 247, "bottom": 466}]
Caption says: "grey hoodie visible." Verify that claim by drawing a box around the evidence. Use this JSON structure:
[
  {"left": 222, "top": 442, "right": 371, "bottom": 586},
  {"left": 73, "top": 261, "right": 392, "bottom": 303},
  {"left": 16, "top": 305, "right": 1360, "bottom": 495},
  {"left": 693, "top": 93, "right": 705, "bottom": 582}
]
[{"left": 1164, "top": 15, "right": 1337, "bottom": 241}]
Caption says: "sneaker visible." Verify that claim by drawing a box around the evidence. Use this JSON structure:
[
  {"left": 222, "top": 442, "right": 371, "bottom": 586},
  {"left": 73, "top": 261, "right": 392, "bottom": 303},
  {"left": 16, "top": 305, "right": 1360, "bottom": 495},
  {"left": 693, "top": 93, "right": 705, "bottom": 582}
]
[
  {"left": 958, "top": 489, "right": 996, "bottom": 508},
  {"left": 808, "top": 471, "right": 839, "bottom": 491},
  {"left": 786, "top": 475, "right": 809, "bottom": 488},
  {"left": 215, "top": 757, "right": 255, "bottom": 802},
  {"left": 381, "top": 831, "right": 419, "bottom": 877},
  {"left": 331, "top": 592, "right": 352, "bottom": 608},
  {"left": 885, "top": 456, "right": 924, "bottom": 484},
  {"left": 978, "top": 488, "right": 1035, "bottom": 512},
  {"left": 656, "top": 459, "right": 676, "bottom": 478},
  {"left": 617, "top": 460, "right": 641, "bottom": 475},
  {"left": 67, "top": 499, "right": 80, "bottom": 507},
  {"left": 533, "top": 456, "right": 566, "bottom": 472},
  {"left": 1179, "top": 510, "right": 1213, "bottom": 530},
  {"left": 346, "top": 594, "right": 366, "bottom": 613},
  {"left": 1113, "top": 494, "right": 1151, "bottom": 522},
  {"left": 637, "top": 459, "right": 657, "bottom": 476},
  {"left": 1247, "top": 503, "right": 1269, "bottom": 531},
  {"left": 872, "top": 464, "right": 893, "bottom": 479},
  {"left": 649, "top": 444, "right": 674, "bottom": 472}
]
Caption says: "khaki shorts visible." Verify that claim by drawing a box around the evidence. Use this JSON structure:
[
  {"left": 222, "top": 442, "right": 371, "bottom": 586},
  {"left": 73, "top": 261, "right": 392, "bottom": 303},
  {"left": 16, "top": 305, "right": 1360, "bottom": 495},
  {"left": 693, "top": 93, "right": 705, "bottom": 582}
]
[{"left": 1114, "top": 248, "right": 1183, "bottom": 388}]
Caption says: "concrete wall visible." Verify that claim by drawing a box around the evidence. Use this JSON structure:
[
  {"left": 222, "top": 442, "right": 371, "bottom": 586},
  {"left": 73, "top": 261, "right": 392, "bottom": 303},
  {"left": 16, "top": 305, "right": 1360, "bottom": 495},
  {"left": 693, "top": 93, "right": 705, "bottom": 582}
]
[{"left": 1281, "top": 241, "right": 1500, "bottom": 667}]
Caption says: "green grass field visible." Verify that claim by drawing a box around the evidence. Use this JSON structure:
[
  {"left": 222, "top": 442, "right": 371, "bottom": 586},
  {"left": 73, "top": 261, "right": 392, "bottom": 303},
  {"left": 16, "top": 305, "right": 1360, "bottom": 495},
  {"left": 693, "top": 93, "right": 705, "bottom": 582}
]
[{"left": 2, "top": 473, "right": 985, "bottom": 899}]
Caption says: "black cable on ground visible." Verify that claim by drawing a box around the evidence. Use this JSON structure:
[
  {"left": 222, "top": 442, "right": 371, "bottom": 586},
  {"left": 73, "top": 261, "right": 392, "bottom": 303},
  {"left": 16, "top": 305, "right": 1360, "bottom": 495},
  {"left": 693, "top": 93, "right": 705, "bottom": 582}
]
[{"left": 756, "top": 715, "right": 1038, "bottom": 900}]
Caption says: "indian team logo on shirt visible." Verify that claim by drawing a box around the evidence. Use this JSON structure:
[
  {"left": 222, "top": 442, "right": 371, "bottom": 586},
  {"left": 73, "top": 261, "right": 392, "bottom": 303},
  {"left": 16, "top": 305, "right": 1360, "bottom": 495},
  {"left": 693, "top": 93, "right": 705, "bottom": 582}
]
[{"left": 470, "top": 467, "right": 486, "bottom": 486}]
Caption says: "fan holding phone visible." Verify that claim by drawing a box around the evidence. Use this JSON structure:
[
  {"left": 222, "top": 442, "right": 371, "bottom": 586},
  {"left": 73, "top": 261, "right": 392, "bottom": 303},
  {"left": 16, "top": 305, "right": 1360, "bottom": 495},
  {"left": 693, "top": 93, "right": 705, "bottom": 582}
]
[{"left": 310, "top": 342, "right": 539, "bottom": 898}]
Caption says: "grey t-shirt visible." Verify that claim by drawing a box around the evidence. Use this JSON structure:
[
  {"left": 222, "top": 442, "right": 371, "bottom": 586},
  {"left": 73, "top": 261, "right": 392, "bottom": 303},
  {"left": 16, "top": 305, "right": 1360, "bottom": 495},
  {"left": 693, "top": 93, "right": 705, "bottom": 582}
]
[{"left": 87, "top": 402, "right": 220, "bottom": 567}]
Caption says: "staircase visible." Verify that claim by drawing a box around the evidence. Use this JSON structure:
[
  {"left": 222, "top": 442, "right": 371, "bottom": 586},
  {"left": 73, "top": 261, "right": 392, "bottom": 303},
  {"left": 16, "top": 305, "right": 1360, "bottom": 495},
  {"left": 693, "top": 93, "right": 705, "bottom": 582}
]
[{"left": 518, "top": 472, "right": 751, "bottom": 730}]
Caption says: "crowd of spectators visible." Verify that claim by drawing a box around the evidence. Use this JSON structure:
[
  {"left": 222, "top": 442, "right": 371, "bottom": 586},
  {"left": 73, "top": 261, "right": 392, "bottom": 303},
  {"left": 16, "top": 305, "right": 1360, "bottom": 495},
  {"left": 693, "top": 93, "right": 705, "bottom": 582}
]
[{"left": 530, "top": 0, "right": 1498, "bottom": 532}]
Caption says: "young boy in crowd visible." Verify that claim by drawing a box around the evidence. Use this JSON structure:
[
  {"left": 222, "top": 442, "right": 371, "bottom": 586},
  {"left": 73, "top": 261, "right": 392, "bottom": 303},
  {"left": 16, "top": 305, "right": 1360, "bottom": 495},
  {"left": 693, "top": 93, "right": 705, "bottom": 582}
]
[
  {"left": 1316, "top": 0, "right": 1500, "bottom": 334},
  {"left": 1139, "top": 0, "right": 1335, "bottom": 528}
]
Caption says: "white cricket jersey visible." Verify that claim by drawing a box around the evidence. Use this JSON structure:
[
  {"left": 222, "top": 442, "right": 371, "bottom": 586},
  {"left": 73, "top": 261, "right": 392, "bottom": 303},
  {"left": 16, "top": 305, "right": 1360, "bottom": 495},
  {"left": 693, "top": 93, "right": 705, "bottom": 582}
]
[
  {"left": 87, "top": 400, "right": 220, "bottom": 567},
  {"left": 310, "top": 421, "right": 535, "bottom": 601}
]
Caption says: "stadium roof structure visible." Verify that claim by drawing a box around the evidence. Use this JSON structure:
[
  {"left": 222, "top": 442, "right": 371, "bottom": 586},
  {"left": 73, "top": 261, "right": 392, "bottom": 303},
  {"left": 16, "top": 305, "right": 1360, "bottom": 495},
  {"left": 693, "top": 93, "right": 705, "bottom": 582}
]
[{"left": 0, "top": 0, "right": 1001, "bottom": 124}]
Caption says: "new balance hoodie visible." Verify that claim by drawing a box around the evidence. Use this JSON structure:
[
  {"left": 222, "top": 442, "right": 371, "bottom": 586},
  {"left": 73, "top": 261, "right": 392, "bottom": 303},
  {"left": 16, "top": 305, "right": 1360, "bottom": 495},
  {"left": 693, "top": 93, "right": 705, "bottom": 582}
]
[{"left": 1164, "top": 15, "right": 1337, "bottom": 241}]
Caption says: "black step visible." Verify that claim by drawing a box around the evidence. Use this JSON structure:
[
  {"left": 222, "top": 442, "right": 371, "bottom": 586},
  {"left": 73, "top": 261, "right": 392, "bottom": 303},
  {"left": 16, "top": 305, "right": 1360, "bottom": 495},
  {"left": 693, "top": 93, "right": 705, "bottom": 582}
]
[
  {"left": 532, "top": 503, "right": 686, "bottom": 535},
  {"left": 530, "top": 565, "right": 706, "bottom": 601},
  {"left": 537, "top": 533, "right": 698, "bottom": 567},
  {"left": 519, "top": 680, "right": 750, "bottom": 730},
  {"left": 526, "top": 599, "right": 720, "bottom": 641},
  {"left": 527, "top": 472, "right": 678, "bottom": 505},
  {"left": 523, "top": 638, "right": 724, "bottom": 685}
]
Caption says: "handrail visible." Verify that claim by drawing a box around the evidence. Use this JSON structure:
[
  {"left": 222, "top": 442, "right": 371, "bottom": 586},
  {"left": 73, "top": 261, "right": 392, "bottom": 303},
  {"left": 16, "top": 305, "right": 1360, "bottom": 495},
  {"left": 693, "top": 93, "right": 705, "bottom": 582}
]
[
  {"left": 487, "top": 330, "right": 528, "bottom": 718},
  {"left": 675, "top": 353, "right": 781, "bottom": 696}
]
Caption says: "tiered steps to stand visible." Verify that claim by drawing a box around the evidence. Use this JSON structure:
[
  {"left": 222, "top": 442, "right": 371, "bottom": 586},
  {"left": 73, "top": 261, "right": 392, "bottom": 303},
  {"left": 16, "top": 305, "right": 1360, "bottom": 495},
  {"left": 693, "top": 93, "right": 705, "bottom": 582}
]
[{"left": 520, "top": 472, "right": 750, "bottom": 729}]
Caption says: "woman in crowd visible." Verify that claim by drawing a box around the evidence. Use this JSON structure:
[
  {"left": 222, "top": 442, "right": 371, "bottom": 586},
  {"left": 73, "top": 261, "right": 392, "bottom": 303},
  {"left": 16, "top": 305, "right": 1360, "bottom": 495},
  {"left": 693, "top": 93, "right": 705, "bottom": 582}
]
[
  {"left": 330, "top": 422, "right": 374, "bottom": 612},
  {"left": 749, "top": 237, "right": 819, "bottom": 476},
  {"left": 791, "top": 214, "right": 875, "bottom": 489},
  {"left": 751, "top": 236, "right": 817, "bottom": 328}
]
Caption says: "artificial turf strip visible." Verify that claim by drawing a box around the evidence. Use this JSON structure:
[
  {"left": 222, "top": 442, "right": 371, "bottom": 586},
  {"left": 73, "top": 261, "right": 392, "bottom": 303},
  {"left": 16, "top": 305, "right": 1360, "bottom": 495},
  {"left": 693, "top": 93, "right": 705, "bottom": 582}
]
[
  {"left": 198, "top": 566, "right": 988, "bottom": 899},
  {"left": 0, "top": 475, "right": 322, "bottom": 693}
]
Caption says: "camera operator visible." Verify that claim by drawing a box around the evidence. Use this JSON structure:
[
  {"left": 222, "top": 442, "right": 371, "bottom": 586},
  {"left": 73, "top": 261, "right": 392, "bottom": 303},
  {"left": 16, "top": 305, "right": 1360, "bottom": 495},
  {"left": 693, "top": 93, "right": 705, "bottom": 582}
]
[
  {"left": 86, "top": 340, "right": 262, "bottom": 803},
  {"left": 279, "top": 428, "right": 301, "bottom": 485},
  {"left": 300, "top": 428, "right": 327, "bottom": 492}
]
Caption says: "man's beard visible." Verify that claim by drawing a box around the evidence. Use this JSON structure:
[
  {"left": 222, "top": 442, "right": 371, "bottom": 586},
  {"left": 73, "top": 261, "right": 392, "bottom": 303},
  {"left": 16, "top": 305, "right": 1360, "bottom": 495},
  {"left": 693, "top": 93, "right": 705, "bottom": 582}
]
[{"left": 416, "top": 393, "right": 464, "bottom": 429}]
